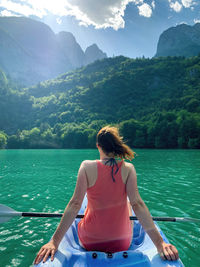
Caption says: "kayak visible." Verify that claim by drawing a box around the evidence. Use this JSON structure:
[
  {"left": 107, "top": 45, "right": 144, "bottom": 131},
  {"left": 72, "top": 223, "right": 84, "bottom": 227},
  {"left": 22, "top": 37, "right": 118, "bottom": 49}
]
[{"left": 34, "top": 195, "right": 184, "bottom": 266}]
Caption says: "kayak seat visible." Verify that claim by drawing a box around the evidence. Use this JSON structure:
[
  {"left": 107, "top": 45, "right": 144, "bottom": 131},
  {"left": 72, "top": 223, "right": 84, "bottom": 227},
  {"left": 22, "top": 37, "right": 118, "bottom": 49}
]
[{"left": 58, "top": 219, "right": 151, "bottom": 267}]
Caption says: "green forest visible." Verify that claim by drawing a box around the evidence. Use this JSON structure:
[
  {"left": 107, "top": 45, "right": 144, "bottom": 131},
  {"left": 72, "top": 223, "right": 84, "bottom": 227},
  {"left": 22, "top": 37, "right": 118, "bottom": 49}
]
[{"left": 0, "top": 55, "right": 200, "bottom": 149}]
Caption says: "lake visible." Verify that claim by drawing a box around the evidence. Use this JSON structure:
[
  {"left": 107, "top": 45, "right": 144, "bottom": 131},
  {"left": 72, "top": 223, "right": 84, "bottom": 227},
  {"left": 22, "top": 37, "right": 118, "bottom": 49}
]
[{"left": 0, "top": 149, "right": 199, "bottom": 266}]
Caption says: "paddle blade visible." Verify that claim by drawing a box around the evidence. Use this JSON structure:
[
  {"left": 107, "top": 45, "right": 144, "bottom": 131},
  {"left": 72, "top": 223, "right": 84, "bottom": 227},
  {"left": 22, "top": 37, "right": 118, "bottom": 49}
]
[
  {"left": 0, "top": 204, "right": 22, "bottom": 223},
  {"left": 175, "top": 217, "right": 200, "bottom": 223}
]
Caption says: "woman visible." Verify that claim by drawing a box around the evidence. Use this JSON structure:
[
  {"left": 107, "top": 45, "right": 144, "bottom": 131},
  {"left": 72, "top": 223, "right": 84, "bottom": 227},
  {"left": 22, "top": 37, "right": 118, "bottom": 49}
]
[{"left": 34, "top": 126, "right": 179, "bottom": 264}]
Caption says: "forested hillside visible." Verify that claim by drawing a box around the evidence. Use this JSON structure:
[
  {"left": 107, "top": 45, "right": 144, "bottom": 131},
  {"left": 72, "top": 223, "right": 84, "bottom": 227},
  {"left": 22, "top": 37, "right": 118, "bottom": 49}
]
[{"left": 0, "top": 55, "right": 200, "bottom": 149}]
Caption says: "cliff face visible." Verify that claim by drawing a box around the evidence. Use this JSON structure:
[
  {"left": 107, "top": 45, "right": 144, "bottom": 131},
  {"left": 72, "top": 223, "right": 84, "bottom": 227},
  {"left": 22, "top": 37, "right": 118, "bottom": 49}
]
[
  {"left": 155, "top": 23, "right": 200, "bottom": 58},
  {"left": 0, "top": 17, "right": 107, "bottom": 86}
]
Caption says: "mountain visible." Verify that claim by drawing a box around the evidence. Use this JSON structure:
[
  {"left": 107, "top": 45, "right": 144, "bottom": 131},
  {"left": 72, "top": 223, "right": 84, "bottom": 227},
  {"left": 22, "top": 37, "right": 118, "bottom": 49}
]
[
  {"left": 0, "top": 16, "right": 107, "bottom": 86},
  {"left": 85, "top": 44, "right": 107, "bottom": 65},
  {"left": 155, "top": 23, "right": 200, "bottom": 57},
  {"left": 0, "top": 56, "right": 200, "bottom": 149},
  {"left": 56, "top": 31, "right": 85, "bottom": 68}
]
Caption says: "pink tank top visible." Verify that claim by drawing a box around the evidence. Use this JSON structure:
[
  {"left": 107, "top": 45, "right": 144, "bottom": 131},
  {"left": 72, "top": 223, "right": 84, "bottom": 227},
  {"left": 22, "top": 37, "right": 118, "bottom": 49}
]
[{"left": 77, "top": 159, "right": 132, "bottom": 253}]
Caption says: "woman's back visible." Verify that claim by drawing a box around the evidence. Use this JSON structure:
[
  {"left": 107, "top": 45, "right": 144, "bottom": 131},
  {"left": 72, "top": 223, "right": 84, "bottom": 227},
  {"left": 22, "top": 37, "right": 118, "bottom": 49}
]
[{"left": 77, "top": 159, "right": 133, "bottom": 253}]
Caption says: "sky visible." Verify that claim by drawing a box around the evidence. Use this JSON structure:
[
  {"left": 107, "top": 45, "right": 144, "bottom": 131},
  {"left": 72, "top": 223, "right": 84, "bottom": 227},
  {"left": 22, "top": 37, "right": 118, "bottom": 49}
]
[{"left": 0, "top": 0, "right": 200, "bottom": 58}]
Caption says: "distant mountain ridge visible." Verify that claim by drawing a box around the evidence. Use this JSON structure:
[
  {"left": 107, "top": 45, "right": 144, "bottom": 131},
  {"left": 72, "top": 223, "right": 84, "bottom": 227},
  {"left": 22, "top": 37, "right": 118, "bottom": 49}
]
[
  {"left": 0, "top": 16, "right": 107, "bottom": 86},
  {"left": 155, "top": 23, "right": 200, "bottom": 57}
]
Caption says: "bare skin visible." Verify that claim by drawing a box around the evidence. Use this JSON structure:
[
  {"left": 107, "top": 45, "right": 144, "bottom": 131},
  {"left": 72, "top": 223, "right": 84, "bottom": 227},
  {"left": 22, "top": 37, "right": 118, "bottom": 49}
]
[{"left": 34, "top": 145, "right": 179, "bottom": 264}]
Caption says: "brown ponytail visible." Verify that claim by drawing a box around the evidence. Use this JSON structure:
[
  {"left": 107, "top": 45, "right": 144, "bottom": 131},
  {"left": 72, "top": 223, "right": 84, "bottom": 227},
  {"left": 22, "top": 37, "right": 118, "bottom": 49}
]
[{"left": 97, "top": 126, "right": 135, "bottom": 161}]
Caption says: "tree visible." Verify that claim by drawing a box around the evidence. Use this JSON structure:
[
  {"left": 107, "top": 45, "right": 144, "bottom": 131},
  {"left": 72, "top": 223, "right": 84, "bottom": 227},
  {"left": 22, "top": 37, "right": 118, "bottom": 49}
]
[
  {"left": 0, "top": 132, "right": 7, "bottom": 149},
  {"left": 119, "top": 119, "right": 139, "bottom": 147}
]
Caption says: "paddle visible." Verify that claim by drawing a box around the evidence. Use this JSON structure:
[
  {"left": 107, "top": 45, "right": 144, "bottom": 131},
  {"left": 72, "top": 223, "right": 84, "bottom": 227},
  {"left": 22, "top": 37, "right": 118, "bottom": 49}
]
[{"left": 1, "top": 204, "right": 200, "bottom": 224}]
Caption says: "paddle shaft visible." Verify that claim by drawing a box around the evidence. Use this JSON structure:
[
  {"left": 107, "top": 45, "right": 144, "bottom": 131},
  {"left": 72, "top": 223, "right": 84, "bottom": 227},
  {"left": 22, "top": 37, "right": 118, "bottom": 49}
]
[
  {"left": 1, "top": 203, "right": 199, "bottom": 223},
  {"left": 21, "top": 212, "right": 178, "bottom": 221}
]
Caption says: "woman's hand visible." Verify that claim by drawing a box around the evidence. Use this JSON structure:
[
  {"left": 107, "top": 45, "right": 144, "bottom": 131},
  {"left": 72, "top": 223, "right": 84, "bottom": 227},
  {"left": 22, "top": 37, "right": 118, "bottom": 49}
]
[
  {"left": 157, "top": 241, "right": 179, "bottom": 261},
  {"left": 34, "top": 240, "right": 58, "bottom": 265}
]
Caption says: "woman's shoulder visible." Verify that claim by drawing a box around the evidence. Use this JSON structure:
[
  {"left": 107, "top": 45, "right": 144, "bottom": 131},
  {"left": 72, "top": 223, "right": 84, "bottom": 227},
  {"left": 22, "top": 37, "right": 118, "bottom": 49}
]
[
  {"left": 122, "top": 160, "right": 134, "bottom": 168},
  {"left": 121, "top": 161, "right": 135, "bottom": 184},
  {"left": 81, "top": 160, "right": 97, "bottom": 168},
  {"left": 122, "top": 161, "right": 135, "bottom": 173},
  {"left": 81, "top": 160, "right": 98, "bottom": 180}
]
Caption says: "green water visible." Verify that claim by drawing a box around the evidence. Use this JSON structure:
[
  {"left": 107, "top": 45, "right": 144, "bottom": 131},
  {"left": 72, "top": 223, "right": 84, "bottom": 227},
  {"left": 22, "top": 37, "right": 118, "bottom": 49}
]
[{"left": 0, "top": 149, "right": 199, "bottom": 267}]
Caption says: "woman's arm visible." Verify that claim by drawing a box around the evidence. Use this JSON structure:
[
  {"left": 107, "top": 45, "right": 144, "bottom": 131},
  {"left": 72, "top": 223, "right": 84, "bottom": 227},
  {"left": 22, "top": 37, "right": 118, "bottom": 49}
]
[
  {"left": 126, "top": 164, "right": 179, "bottom": 261},
  {"left": 34, "top": 161, "right": 88, "bottom": 265}
]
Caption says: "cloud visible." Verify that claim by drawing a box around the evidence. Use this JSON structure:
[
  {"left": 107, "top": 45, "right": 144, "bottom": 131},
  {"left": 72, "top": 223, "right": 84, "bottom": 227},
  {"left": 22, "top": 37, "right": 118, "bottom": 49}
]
[
  {"left": 0, "top": 0, "right": 153, "bottom": 30},
  {"left": 194, "top": 18, "right": 200, "bottom": 23},
  {"left": 169, "top": 1, "right": 183, "bottom": 12},
  {"left": 176, "top": 21, "right": 187, "bottom": 25},
  {"left": 0, "top": 0, "right": 145, "bottom": 30},
  {"left": 65, "top": 0, "right": 131, "bottom": 30},
  {"left": 137, "top": 3, "right": 152, "bottom": 17},
  {"left": 181, "top": 0, "right": 194, "bottom": 8},
  {"left": 0, "top": 0, "right": 197, "bottom": 30},
  {"left": 0, "top": 0, "right": 46, "bottom": 17},
  {"left": 151, "top": 1, "right": 155, "bottom": 9},
  {"left": 65, "top": 0, "right": 146, "bottom": 30},
  {"left": 56, "top": 17, "right": 62, "bottom": 25},
  {"left": 0, "top": 9, "right": 19, "bottom": 16},
  {"left": 168, "top": 0, "right": 195, "bottom": 12}
]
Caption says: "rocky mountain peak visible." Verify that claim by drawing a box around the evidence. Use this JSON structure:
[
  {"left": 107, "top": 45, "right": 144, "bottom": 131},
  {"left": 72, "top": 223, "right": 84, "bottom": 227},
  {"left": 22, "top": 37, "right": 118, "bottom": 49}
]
[
  {"left": 85, "top": 44, "right": 107, "bottom": 65},
  {"left": 155, "top": 23, "right": 200, "bottom": 58}
]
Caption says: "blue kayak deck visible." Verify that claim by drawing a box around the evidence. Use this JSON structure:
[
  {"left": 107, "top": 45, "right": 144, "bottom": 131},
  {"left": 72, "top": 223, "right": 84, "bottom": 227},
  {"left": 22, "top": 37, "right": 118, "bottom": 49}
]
[{"left": 34, "top": 195, "right": 184, "bottom": 266}]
